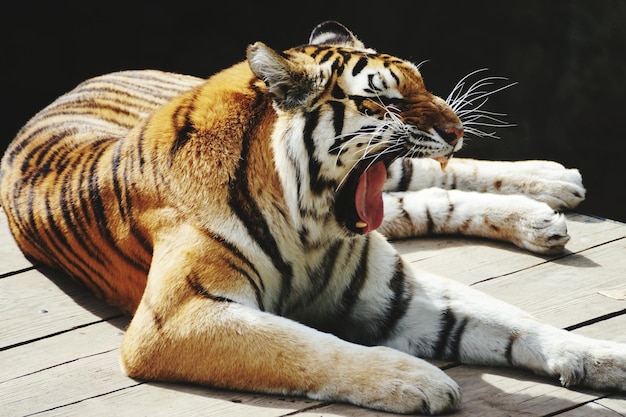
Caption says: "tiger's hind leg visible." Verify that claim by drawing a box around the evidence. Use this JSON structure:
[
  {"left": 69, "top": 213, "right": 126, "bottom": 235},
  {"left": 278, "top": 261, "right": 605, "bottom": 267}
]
[{"left": 379, "top": 188, "right": 570, "bottom": 254}]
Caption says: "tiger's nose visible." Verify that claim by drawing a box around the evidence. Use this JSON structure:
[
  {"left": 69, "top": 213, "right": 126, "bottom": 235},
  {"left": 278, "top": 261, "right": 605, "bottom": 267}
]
[{"left": 435, "top": 125, "right": 464, "bottom": 145}]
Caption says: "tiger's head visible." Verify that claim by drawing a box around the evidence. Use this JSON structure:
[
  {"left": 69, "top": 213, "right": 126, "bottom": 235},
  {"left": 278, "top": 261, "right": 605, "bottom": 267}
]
[{"left": 247, "top": 21, "right": 463, "bottom": 236}]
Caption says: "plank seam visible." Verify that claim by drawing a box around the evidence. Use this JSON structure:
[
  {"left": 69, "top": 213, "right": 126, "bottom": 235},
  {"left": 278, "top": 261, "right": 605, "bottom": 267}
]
[
  {"left": 0, "top": 314, "right": 125, "bottom": 352},
  {"left": 22, "top": 382, "right": 146, "bottom": 417},
  {"left": 0, "top": 265, "right": 37, "bottom": 279}
]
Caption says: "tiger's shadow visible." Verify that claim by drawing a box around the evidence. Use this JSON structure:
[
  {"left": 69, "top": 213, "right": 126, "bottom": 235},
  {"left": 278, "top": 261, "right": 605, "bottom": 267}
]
[{"left": 142, "top": 369, "right": 618, "bottom": 416}]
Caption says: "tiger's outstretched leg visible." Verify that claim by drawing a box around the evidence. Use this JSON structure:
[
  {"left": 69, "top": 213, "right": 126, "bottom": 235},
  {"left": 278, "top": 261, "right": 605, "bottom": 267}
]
[
  {"left": 379, "top": 188, "right": 570, "bottom": 254},
  {"left": 380, "top": 158, "right": 586, "bottom": 253},
  {"left": 373, "top": 233, "right": 626, "bottom": 395},
  {"left": 297, "top": 232, "right": 625, "bottom": 410},
  {"left": 120, "top": 231, "right": 462, "bottom": 415},
  {"left": 385, "top": 158, "right": 586, "bottom": 210}
]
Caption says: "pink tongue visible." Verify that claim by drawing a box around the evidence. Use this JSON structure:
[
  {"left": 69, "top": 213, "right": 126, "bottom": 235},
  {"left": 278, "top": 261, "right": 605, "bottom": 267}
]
[{"left": 355, "top": 161, "right": 387, "bottom": 234}]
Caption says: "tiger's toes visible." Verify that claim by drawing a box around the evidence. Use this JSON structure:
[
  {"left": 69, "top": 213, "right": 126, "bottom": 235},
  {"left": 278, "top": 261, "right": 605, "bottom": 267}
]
[
  {"left": 515, "top": 208, "right": 570, "bottom": 254},
  {"left": 547, "top": 339, "right": 626, "bottom": 393},
  {"left": 341, "top": 349, "right": 462, "bottom": 415},
  {"left": 354, "top": 373, "right": 462, "bottom": 415}
]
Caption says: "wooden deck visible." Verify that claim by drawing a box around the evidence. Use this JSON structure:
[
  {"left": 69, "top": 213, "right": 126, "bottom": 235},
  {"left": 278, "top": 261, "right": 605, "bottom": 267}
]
[{"left": 1, "top": 206, "right": 625, "bottom": 417}]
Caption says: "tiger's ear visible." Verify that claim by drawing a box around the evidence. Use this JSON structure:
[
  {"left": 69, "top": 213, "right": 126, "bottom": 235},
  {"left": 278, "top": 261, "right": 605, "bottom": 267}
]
[
  {"left": 308, "top": 21, "right": 365, "bottom": 49},
  {"left": 247, "top": 42, "right": 317, "bottom": 110}
]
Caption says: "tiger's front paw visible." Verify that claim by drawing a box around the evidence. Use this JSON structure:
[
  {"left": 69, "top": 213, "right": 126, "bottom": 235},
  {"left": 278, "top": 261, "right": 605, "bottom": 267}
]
[
  {"left": 330, "top": 346, "right": 462, "bottom": 415},
  {"left": 547, "top": 337, "right": 626, "bottom": 393},
  {"left": 512, "top": 202, "right": 570, "bottom": 254},
  {"left": 509, "top": 161, "right": 586, "bottom": 210}
]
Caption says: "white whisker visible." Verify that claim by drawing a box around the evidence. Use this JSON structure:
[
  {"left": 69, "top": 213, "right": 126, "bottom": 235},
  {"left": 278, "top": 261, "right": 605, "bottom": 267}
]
[{"left": 447, "top": 69, "right": 517, "bottom": 140}]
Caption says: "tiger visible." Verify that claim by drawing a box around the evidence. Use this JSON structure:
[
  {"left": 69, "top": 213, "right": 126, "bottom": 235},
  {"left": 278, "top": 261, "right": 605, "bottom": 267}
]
[{"left": 0, "top": 20, "right": 623, "bottom": 415}]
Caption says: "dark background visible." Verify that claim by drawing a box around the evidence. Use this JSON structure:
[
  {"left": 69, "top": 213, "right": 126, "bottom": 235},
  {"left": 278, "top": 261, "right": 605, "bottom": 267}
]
[{"left": 2, "top": 1, "right": 625, "bottom": 222}]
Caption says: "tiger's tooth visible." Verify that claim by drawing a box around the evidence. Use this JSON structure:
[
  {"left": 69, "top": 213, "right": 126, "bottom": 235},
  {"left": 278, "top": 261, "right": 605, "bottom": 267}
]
[
  {"left": 434, "top": 156, "right": 449, "bottom": 170},
  {"left": 355, "top": 221, "right": 368, "bottom": 229}
]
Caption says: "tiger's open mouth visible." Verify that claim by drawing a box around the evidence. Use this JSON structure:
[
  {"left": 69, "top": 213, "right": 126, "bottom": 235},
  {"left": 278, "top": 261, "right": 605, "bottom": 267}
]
[
  {"left": 335, "top": 155, "right": 452, "bottom": 235},
  {"left": 335, "top": 160, "right": 389, "bottom": 235}
]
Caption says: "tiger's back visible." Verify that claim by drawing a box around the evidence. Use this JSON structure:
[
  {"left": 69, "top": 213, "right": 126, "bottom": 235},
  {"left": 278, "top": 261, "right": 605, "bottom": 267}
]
[{"left": 0, "top": 70, "right": 205, "bottom": 310}]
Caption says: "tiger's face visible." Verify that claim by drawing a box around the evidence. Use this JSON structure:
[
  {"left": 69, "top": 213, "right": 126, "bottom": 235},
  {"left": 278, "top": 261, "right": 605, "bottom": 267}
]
[{"left": 248, "top": 21, "right": 463, "bottom": 235}]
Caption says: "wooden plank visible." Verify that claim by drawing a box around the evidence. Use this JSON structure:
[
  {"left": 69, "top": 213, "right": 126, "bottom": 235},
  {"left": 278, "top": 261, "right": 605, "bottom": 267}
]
[
  {"left": 592, "top": 395, "right": 626, "bottom": 415},
  {"left": 1, "top": 317, "right": 127, "bottom": 382},
  {"left": 564, "top": 212, "right": 626, "bottom": 252},
  {"left": 0, "top": 207, "right": 32, "bottom": 276},
  {"left": 472, "top": 238, "right": 626, "bottom": 329},
  {"left": 557, "top": 402, "right": 626, "bottom": 417},
  {"left": 393, "top": 212, "right": 626, "bottom": 286},
  {"left": 1, "top": 349, "right": 140, "bottom": 416},
  {"left": 0, "top": 315, "right": 322, "bottom": 417},
  {"left": 572, "top": 313, "right": 626, "bottom": 343},
  {"left": 33, "top": 382, "right": 323, "bottom": 417},
  {"left": 0, "top": 268, "right": 123, "bottom": 348},
  {"left": 294, "top": 403, "right": 406, "bottom": 417}
]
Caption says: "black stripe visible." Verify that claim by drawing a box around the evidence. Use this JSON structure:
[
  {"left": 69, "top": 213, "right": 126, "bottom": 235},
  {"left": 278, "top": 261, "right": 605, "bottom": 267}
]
[
  {"left": 425, "top": 207, "right": 435, "bottom": 234},
  {"left": 319, "top": 49, "right": 335, "bottom": 64},
  {"left": 9, "top": 138, "right": 113, "bottom": 293},
  {"left": 331, "top": 83, "right": 345, "bottom": 99},
  {"left": 433, "top": 311, "right": 468, "bottom": 362},
  {"left": 21, "top": 130, "right": 69, "bottom": 175},
  {"left": 389, "top": 68, "right": 401, "bottom": 86},
  {"left": 374, "top": 258, "right": 411, "bottom": 342},
  {"left": 283, "top": 239, "right": 344, "bottom": 315},
  {"left": 111, "top": 140, "right": 127, "bottom": 219},
  {"left": 303, "top": 108, "right": 322, "bottom": 194},
  {"left": 42, "top": 188, "right": 112, "bottom": 296},
  {"left": 136, "top": 124, "right": 148, "bottom": 172},
  {"left": 204, "top": 230, "right": 264, "bottom": 290},
  {"left": 352, "top": 56, "right": 368, "bottom": 76},
  {"left": 339, "top": 236, "right": 370, "bottom": 314},
  {"left": 9, "top": 182, "right": 54, "bottom": 266},
  {"left": 434, "top": 308, "right": 457, "bottom": 359},
  {"left": 330, "top": 101, "right": 345, "bottom": 140},
  {"left": 227, "top": 101, "right": 293, "bottom": 313},
  {"left": 186, "top": 274, "right": 235, "bottom": 303},
  {"left": 327, "top": 100, "right": 346, "bottom": 164},
  {"left": 87, "top": 141, "right": 147, "bottom": 273},
  {"left": 227, "top": 261, "right": 265, "bottom": 311},
  {"left": 204, "top": 230, "right": 265, "bottom": 310},
  {"left": 505, "top": 333, "right": 518, "bottom": 365},
  {"left": 121, "top": 145, "right": 153, "bottom": 265},
  {"left": 449, "top": 318, "right": 468, "bottom": 361},
  {"left": 303, "top": 109, "right": 336, "bottom": 194},
  {"left": 312, "top": 239, "right": 371, "bottom": 341},
  {"left": 8, "top": 121, "right": 65, "bottom": 169},
  {"left": 169, "top": 93, "right": 197, "bottom": 159},
  {"left": 59, "top": 157, "right": 111, "bottom": 270},
  {"left": 398, "top": 158, "right": 413, "bottom": 191}
]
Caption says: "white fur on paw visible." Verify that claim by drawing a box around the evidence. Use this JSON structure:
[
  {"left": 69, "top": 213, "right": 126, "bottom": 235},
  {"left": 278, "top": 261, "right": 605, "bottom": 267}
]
[
  {"left": 547, "top": 339, "right": 626, "bottom": 392},
  {"left": 514, "top": 205, "right": 570, "bottom": 254},
  {"left": 505, "top": 161, "right": 586, "bottom": 210}
]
